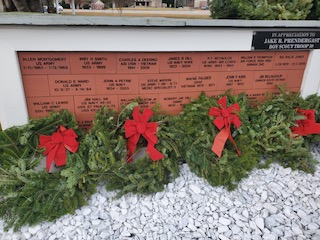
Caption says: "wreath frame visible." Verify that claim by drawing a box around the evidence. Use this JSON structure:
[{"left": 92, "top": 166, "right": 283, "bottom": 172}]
[
  {"left": 86, "top": 102, "right": 181, "bottom": 197},
  {"left": 171, "top": 92, "right": 259, "bottom": 190},
  {"left": 247, "top": 87, "right": 319, "bottom": 173},
  {"left": 0, "top": 110, "right": 97, "bottom": 231}
]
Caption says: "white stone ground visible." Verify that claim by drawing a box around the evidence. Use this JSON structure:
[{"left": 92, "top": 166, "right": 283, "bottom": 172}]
[{"left": 1, "top": 148, "right": 320, "bottom": 240}]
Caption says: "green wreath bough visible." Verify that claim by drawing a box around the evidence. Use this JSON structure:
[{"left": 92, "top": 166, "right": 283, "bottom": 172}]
[
  {"left": 86, "top": 102, "right": 180, "bottom": 197},
  {"left": 172, "top": 89, "right": 320, "bottom": 190},
  {"left": 1, "top": 87, "right": 320, "bottom": 231},
  {"left": 247, "top": 87, "right": 319, "bottom": 173},
  {"left": 171, "top": 92, "right": 259, "bottom": 190},
  {"left": 0, "top": 111, "right": 97, "bottom": 230}
]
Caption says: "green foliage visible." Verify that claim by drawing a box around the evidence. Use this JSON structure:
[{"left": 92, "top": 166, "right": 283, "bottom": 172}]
[
  {"left": 308, "top": 0, "right": 320, "bottom": 19},
  {"left": 0, "top": 111, "right": 96, "bottom": 230},
  {"left": 0, "top": 110, "right": 80, "bottom": 171},
  {"left": 247, "top": 88, "right": 317, "bottom": 173},
  {"left": 209, "top": 0, "right": 239, "bottom": 19},
  {"left": 171, "top": 92, "right": 259, "bottom": 190},
  {"left": 210, "top": 0, "right": 314, "bottom": 20},
  {"left": 1, "top": 89, "right": 320, "bottom": 230},
  {"left": 87, "top": 103, "right": 180, "bottom": 197},
  {"left": 295, "top": 93, "right": 320, "bottom": 144}
]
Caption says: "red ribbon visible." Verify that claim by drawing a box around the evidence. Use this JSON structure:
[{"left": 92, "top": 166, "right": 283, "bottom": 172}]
[
  {"left": 208, "top": 96, "right": 242, "bottom": 157},
  {"left": 291, "top": 108, "right": 320, "bottom": 136},
  {"left": 39, "top": 126, "right": 79, "bottom": 172},
  {"left": 124, "top": 107, "right": 164, "bottom": 162}
]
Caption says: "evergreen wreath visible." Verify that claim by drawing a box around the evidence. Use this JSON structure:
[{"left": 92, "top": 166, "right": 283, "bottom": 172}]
[
  {"left": 295, "top": 93, "right": 320, "bottom": 144},
  {"left": 1, "top": 87, "right": 320, "bottom": 231},
  {"left": 0, "top": 111, "right": 97, "bottom": 230},
  {"left": 86, "top": 102, "right": 180, "bottom": 197},
  {"left": 171, "top": 92, "right": 259, "bottom": 190},
  {"left": 247, "top": 86, "right": 320, "bottom": 173}
]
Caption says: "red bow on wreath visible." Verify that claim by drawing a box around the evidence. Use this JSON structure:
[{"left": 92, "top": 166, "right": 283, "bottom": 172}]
[
  {"left": 208, "top": 96, "right": 242, "bottom": 158},
  {"left": 124, "top": 107, "right": 164, "bottom": 163},
  {"left": 291, "top": 108, "right": 320, "bottom": 136},
  {"left": 39, "top": 126, "right": 79, "bottom": 172}
]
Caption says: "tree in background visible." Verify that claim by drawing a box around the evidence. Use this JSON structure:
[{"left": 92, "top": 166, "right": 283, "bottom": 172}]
[
  {"left": 162, "top": 0, "right": 174, "bottom": 7},
  {"left": 209, "top": 0, "right": 238, "bottom": 19},
  {"left": 0, "top": 0, "right": 92, "bottom": 12},
  {"left": 307, "top": 0, "right": 320, "bottom": 19},
  {"left": 43, "top": 0, "right": 55, "bottom": 13},
  {"left": 63, "top": 0, "right": 91, "bottom": 8},
  {"left": 115, "top": 0, "right": 133, "bottom": 10},
  {"left": 60, "top": 0, "right": 70, "bottom": 8},
  {"left": 100, "top": 0, "right": 113, "bottom": 8},
  {"left": 100, "top": 0, "right": 133, "bottom": 13},
  {"left": 210, "top": 0, "right": 316, "bottom": 20},
  {"left": 1, "top": 0, "right": 43, "bottom": 12},
  {"left": 1, "top": 0, "right": 55, "bottom": 12}
]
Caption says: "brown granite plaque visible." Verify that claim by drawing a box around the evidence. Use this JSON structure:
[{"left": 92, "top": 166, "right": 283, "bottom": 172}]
[
  {"left": 273, "top": 51, "right": 308, "bottom": 70},
  {"left": 19, "top": 52, "right": 70, "bottom": 75},
  {"left": 234, "top": 89, "right": 271, "bottom": 102},
  {"left": 206, "top": 90, "right": 228, "bottom": 98},
  {"left": 216, "top": 71, "right": 254, "bottom": 91},
  {"left": 48, "top": 75, "right": 95, "bottom": 96},
  {"left": 199, "top": 52, "right": 238, "bottom": 72},
  {"left": 238, "top": 52, "right": 274, "bottom": 70},
  {"left": 69, "top": 52, "right": 117, "bottom": 74},
  {"left": 139, "top": 73, "right": 180, "bottom": 94},
  {"left": 96, "top": 74, "right": 139, "bottom": 95},
  {"left": 159, "top": 52, "right": 200, "bottom": 73},
  {"left": 117, "top": 53, "right": 160, "bottom": 74},
  {"left": 119, "top": 94, "right": 159, "bottom": 109},
  {"left": 76, "top": 114, "right": 95, "bottom": 130},
  {"left": 180, "top": 72, "right": 218, "bottom": 92},
  {"left": 22, "top": 75, "right": 49, "bottom": 97},
  {"left": 74, "top": 95, "right": 118, "bottom": 114},
  {"left": 287, "top": 70, "right": 305, "bottom": 88},
  {"left": 159, "top": 92, "right": 201, "bottom": 114},
  {"left": 253, "top": 70, "right": 288, "bottom": 89},
  {"left": 27, "top": 96, "right": 74, "bottom": 118}
]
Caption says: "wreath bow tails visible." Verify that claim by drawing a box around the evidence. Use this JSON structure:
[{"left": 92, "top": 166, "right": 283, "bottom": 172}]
[
  {"left": 291, "top": 108, "right": 320, "bottom": 136},
  {"left": 124, "top": 107, "right": 164, "bottom": 162},
  {"left": 39, "top": 125, "right": 79, "bottom": 172},
  {"left": 208, "top": 96, "right": 242, "bottom": 157}
]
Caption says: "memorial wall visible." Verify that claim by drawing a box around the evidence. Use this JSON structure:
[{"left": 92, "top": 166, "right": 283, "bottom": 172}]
[{"left": 19, "top": 51, "right": 308, "bottom": 129}]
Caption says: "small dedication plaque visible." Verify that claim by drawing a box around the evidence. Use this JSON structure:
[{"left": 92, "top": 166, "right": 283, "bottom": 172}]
[{"left": 252, "top": 31, "right": 320, "bottom": 50}]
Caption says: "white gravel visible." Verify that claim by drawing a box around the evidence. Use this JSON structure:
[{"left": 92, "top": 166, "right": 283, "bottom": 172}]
[{"left": 1, "top": 147, "right": 320, "bottom": 240}]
